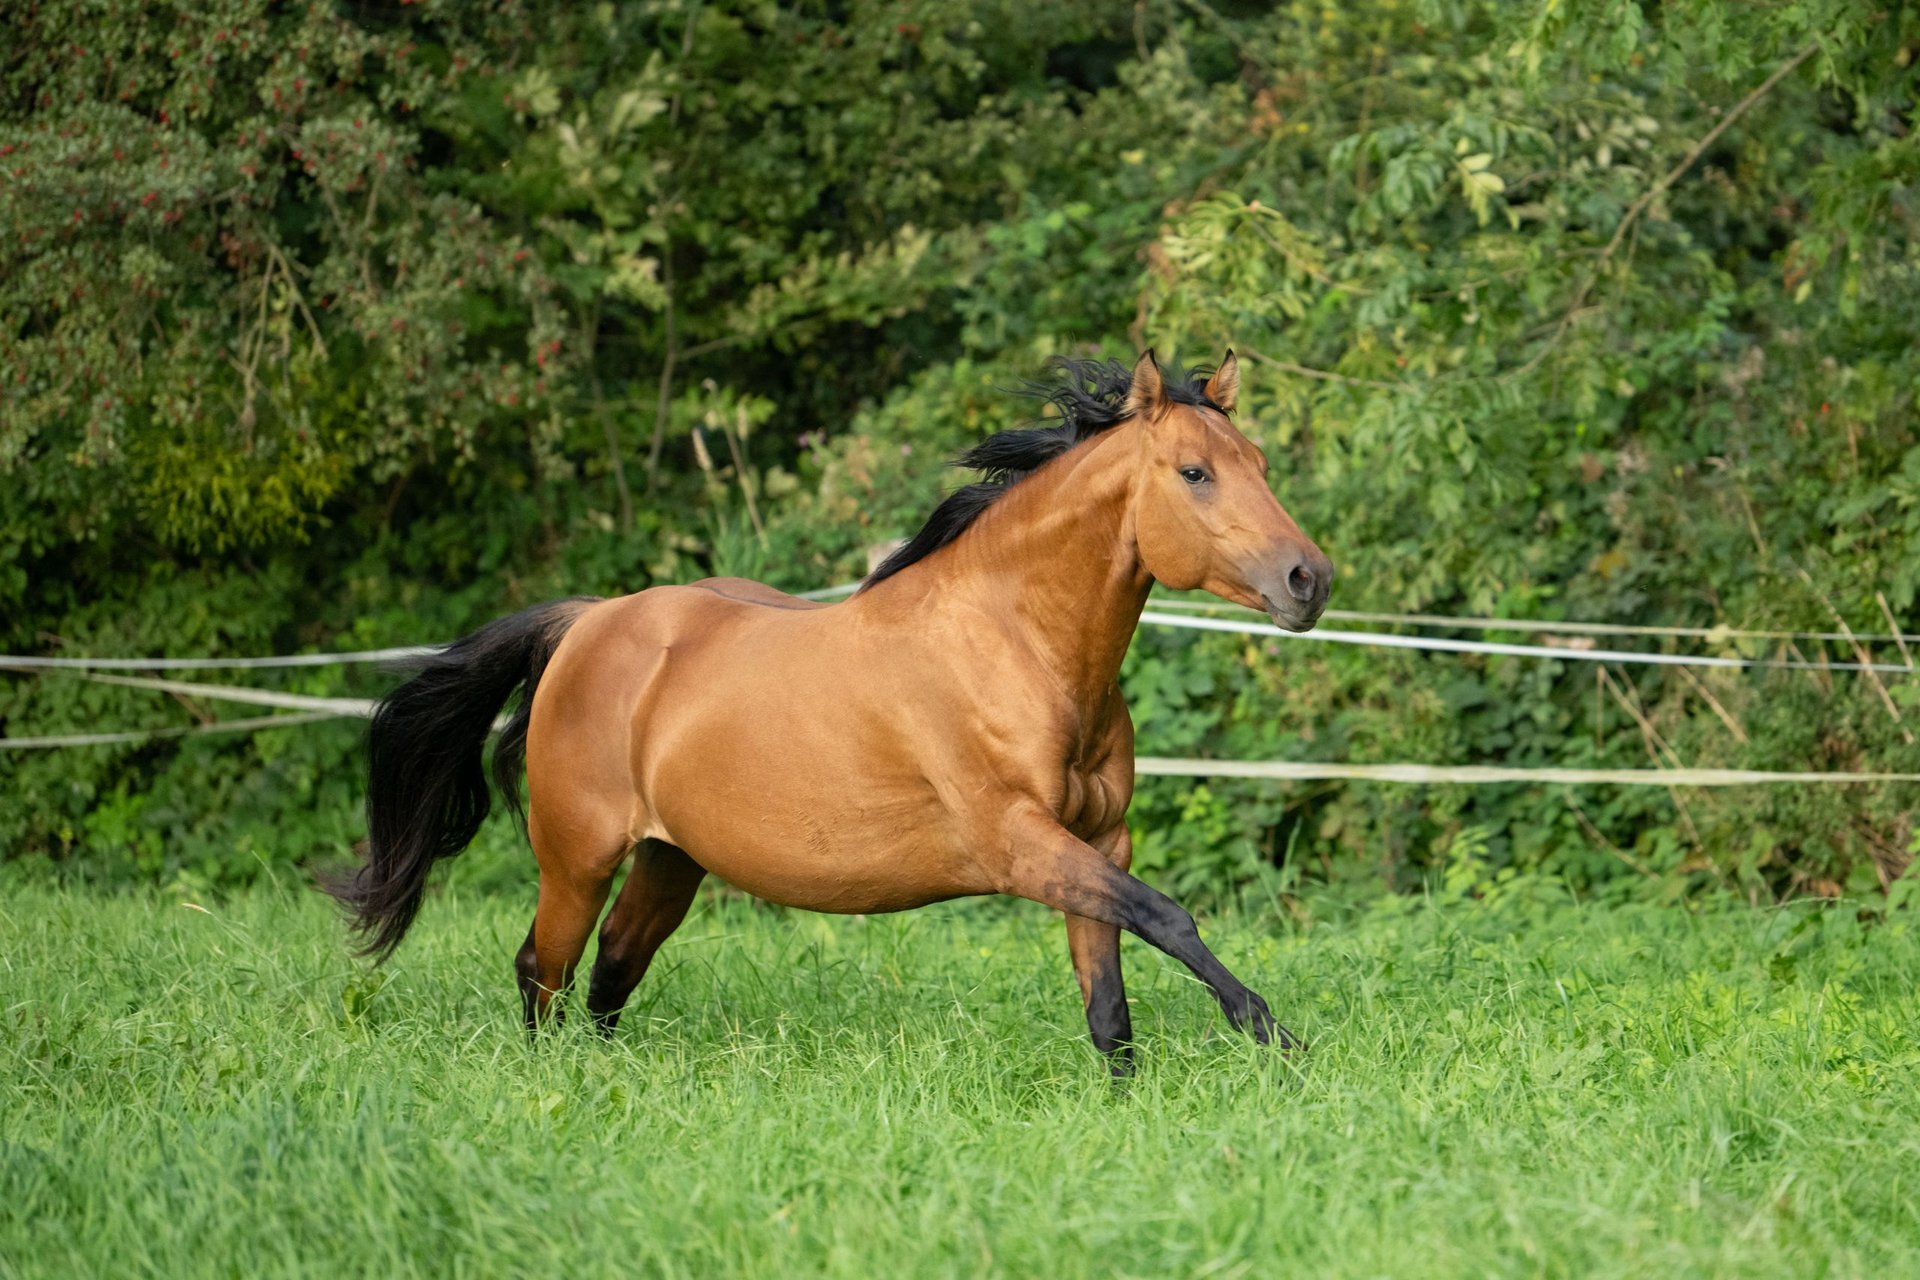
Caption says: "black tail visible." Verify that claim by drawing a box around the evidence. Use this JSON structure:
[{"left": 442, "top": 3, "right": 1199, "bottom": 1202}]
[{"left": 327, "top": 598, "right": 595, "bottom": 961}]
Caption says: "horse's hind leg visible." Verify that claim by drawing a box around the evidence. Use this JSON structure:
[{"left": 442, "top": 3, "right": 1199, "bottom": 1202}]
[
  {"left": 586, "top": 838, "right": 706, "bottom": 1035},
  {"left": 516, "top": 805, "right": 627, "bottom": 1030}
]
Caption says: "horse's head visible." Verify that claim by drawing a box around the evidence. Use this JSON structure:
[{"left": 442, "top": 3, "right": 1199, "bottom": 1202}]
[{"left": 1128, "top": 349, "right": 1332, "bottom": 632}]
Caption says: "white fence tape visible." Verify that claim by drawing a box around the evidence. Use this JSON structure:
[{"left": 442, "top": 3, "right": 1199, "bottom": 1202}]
[
  {"left": 1137, "top": 610, "right": 1914, "bottom": 674},
  {"left": 1133, "top": 758, "right": 1920, "bottom": 786},
  {"left": 803, "top": 582, "right": 1920, "bottom": 645},
  {"left": 0, "top": 711, "right": 342, "bottom": 751},
  {"left": 1140, "top": 597, "right": 1920, "bottom": 645},
  {"left": 0, "top": 645, "right": 437, "bottom": 672},
  {"left": 27, "top": 669, "right": 383, "bottom": 717}
]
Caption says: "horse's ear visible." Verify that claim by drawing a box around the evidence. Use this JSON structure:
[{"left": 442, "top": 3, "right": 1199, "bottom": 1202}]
[
  {"left": 1204, "top": 349, "right": 1239, "bottom": 413},
  {"left": 1126, "top": 349, "right": 1167, "bottom": 419}
]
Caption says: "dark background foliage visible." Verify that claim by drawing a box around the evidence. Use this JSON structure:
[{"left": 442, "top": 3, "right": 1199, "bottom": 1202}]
[{"left": 4, "top": 0, "right": 1916, "bottom": 901}]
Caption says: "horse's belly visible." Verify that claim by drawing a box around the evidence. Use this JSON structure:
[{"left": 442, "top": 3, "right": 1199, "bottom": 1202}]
[
  {"left": 640, "top": 716, "right": 989, "bottom": 913},
  {"left": 659, "top": 799, "right": 987, "bottom": 913},
  {"left": 687, "top": 839, "right": 985, "bottom": 913}
]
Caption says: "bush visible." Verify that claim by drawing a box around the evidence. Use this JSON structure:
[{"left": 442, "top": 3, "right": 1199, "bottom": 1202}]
[{"left": 4, "top": 1, "right": 1916, "bottom": 901}]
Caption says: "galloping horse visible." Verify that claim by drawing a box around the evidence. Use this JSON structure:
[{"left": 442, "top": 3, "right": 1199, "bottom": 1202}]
[{"left": 330, "top": 350, "right": 1332, "bottom": 1071}]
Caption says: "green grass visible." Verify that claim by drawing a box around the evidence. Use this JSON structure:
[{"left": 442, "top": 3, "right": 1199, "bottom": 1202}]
[{"left": 3, "top": 876, "right": 1918, "bottom": 1279}]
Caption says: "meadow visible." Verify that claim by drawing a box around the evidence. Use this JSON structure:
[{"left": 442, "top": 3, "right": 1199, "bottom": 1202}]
[{"left": 4, "top": 876, "right": 1917, "bottom": 1278}]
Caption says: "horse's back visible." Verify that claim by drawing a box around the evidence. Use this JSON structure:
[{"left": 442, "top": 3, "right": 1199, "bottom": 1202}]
[{"left": 535, "top": 579, "right": 838, "bottom": 728}]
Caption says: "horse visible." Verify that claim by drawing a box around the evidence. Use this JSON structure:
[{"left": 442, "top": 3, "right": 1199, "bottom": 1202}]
[{"left": 328, "top": 349, "right": 1332, "bottom": 1073}]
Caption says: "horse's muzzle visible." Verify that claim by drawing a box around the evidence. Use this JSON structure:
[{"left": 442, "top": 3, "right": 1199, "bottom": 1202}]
[{"left": 1260, "top": 547, "right": 1332, "bottom": 632}]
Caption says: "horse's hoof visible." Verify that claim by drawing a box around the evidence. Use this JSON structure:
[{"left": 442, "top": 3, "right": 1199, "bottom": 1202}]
[
  {"left": 1228, "top": 989, "right": 1276, "bottom": 1040},
  {"left": 1228, "top": 990, "right": 1305, "bottom": 1053}
]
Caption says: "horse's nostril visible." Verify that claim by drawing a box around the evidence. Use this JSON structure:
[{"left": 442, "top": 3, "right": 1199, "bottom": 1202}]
[{"left": 1286, "top": 561, "right": 1317, "bottom": 602}]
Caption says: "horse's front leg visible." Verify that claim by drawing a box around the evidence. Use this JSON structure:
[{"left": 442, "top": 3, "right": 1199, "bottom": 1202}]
[
  {"left": 1066, "top": 826, "right": 1134, "bottom": 1075},
  {"left": 1003, "top": 812, "right": 1301, "bottom": 1051}
]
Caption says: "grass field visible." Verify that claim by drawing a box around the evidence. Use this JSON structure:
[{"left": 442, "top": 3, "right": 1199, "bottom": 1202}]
[{"left": 3, "top": 875, "right": 1918, "bottom": 1278}]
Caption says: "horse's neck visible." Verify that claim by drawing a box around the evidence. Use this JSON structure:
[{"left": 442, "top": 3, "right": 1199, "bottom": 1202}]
[{"left": 944, "top": 429, "right": 1150, "bottom": 706}]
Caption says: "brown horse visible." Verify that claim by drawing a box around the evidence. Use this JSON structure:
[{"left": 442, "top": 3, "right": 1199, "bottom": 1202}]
[{"left": 330, "top": 350, "right": 1331, "bottom": 1072}]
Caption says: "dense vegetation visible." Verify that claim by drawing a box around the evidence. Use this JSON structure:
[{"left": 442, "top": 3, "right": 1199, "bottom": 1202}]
[
  {"left": 4, "top": 880, "right": 1919, "bottom": 1275},
  {"left": 4, "top": 0, "right": 1917, "bottom": 900}
]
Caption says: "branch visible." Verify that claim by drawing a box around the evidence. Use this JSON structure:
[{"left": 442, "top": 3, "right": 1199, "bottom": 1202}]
[
  {"left": 643, "top": 254, "right": 678, "bottom": 491},
  {"left": 679, "top": 332, "right": 752, "bottom": 360},
  {"left": 264, "top": 241, "right": 326, "bottom": 358},
  {"left": 1797, "top": 566, "right": 1915, "bottom": 746},
  {"left": 1239, "top": 346, "right": 1406, "bottom": 392},
  {"left": 583, "top": 302, "right": 634, "bottom": 531}
]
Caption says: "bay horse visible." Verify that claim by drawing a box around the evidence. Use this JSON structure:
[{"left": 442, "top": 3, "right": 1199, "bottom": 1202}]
[{"left": 330, "top": 350, "right": 1332, "bottom": 1072}]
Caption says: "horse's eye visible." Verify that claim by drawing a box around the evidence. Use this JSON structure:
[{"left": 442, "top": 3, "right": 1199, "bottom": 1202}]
[{"left": 1178, "top": 466, "right": 1210, "bottom": 485}]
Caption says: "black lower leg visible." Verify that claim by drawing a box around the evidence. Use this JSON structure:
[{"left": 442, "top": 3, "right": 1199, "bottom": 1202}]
[
  {"left": 1011, "top": 824, "right": 1302, "bottom": 1051},
  {"left": 1086, "top": 966, "right": 1134, "bottom": 1075},
  {"left": 515, "top": 924, "right": 577, "bottom": 1033},
  {"left": 1081, "top": 863, "right": 1299, "bottom": 1050},
  {"left": 1066, "top": 913, "right": 1134, "bottom": 1074},
  {"left": 586, "top": 956, "right": 643, "bottom": 1035},
  {"left": 514, "top": 923, "right": 541, "bottom": 1032}
]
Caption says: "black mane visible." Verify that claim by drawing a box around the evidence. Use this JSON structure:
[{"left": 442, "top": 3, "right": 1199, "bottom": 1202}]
[{"left": 863, "top": 356, "right": 1222, "bottom": 588}]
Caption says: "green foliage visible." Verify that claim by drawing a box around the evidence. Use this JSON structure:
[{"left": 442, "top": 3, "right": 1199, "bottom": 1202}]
[
  {"left": 1, "top": 0, "right": 572, "bottom": 557},
  {"left": 3, "top": 0, "right": 1917, "bottom": 898}
]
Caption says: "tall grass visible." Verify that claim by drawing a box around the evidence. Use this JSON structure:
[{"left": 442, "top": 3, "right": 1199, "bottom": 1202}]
[{"left": 3, "top": 877, "right": 1917, "bottom": 1277}]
